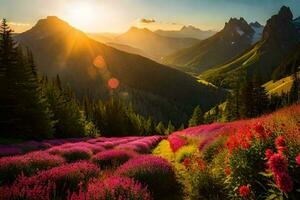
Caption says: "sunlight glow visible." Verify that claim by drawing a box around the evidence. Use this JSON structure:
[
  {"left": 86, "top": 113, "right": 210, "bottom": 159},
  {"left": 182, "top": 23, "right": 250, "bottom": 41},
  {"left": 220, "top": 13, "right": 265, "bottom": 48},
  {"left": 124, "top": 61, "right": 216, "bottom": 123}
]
[{"left": 64, "top": 2, "right": 96, "bottom": 30}]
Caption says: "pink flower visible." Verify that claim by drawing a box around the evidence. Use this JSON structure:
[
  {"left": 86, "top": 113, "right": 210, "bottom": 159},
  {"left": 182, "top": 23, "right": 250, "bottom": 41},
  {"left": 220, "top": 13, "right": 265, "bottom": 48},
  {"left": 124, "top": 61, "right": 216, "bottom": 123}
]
[
  {"left": 265, "top": 149, "right": 274, "bottom": 160},
  {"left": 239, "top": 185, "right": 250, "bottom": 197},
  {"left": 295, "top": 154, "right": 300, "bottom": 165},
  {"left": 275, "top": 172, "right": 293, "bottom": 193},
  {"left": 268, "top": 153, "right": 288, "bottom": 175}
]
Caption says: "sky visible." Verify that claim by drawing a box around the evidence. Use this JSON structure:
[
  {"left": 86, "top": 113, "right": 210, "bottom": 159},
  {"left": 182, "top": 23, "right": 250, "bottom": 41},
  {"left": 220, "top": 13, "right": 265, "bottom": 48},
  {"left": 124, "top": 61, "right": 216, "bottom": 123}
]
[{"left": 1, "top": 0, "right": 300, "bottom": 33}]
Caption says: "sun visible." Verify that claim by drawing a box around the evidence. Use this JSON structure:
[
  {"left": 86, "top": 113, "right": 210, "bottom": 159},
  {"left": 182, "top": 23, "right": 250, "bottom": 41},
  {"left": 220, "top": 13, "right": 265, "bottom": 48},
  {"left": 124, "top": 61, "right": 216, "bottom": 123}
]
[{"left": 64, "top": 2, "right": 95, "bottom": 30}]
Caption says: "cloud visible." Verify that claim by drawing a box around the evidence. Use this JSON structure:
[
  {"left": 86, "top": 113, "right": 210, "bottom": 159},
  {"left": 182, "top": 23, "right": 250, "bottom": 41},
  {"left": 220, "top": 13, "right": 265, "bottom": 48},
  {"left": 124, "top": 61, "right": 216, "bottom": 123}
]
[{"left": 139, "top": 18, "right": 156, "bottom": 24}]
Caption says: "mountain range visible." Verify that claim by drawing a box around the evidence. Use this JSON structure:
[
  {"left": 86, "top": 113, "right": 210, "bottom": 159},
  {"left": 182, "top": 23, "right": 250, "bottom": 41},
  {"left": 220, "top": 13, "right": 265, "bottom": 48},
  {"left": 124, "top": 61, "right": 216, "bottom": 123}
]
[
  {"left": 163, "top": 18, "right": 264, "bottom": 73},
  {"left": 155, "top": 25, "right": 216, "bottom": 40},
  {"left": 200, "top": 6, "right": 300, "bottom": 87},
  {"left": 114, "top": 27, "right": 200, "bottom": 60},
  {"left": 16, "top": 16, "right": 226, "bottom": 124}
]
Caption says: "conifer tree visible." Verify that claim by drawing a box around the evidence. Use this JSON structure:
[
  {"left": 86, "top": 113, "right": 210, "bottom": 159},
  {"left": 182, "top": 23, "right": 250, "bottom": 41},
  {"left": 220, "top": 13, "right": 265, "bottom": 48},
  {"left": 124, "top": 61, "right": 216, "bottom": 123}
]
[
  {"left": 155, "top": 122, "right": 165, "bottom": 135},
  {"left": 289, "top": 70, "right": 299, "bottom": 104},
  {"left": 0, "top": 19, "right": 55, "bottom": 139},
  {"left": 188, "top": 105, "right": 204, "bottom": 127},
  {"left": 165, "top": 121, "right": 175, "bottom": 135}
]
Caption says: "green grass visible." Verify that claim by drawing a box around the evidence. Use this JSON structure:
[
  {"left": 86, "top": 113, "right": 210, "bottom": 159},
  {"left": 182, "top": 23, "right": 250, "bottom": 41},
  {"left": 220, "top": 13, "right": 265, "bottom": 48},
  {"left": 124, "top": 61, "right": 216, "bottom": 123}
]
[{"left": 263, "top": 75, "right": 296, "bottom": 95}]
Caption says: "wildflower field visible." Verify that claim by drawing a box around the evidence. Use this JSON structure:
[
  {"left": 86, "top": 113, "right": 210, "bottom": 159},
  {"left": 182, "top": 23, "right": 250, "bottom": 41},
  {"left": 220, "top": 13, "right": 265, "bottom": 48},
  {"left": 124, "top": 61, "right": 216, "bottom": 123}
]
[{"left": 0, "top": 104, "right": 300, "bottom": 200}]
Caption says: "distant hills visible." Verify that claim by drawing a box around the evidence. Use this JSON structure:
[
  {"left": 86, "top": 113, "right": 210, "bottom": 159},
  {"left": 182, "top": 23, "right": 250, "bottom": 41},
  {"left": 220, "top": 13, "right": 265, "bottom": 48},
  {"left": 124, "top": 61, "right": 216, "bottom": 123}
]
[
  {"left": 163, "top": 18, "right": 263, "bottom": 73},
  {"left": 16, "top": 16, "right": 226, "bottom": 124},
  {"left": 114, "top": 27, "right": 200, "bottom": 60},
  {"left": 200, "top": 6, "right": 300, "bottom": 87},
  {"left": 155, "top": 25, "right": 216, "bottom": 40}
]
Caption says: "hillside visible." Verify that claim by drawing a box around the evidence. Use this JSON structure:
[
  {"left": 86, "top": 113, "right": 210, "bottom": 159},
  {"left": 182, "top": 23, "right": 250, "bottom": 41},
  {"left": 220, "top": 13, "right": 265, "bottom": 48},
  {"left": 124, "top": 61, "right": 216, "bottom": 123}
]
[
  {"left": 16, "top": 16, "right": 226, "bottom": 124},
  {"left": 155, "top": 25, "right": 216, "bottom": 40},
  {"left": 163, "top": 18, "right": 263, "bottom": 73},
  {"left": 114, "top": 27, "right": 200, "bottom": 60},
  {"left": 201, "top": 6, "right": 300, "bottom": 88}
]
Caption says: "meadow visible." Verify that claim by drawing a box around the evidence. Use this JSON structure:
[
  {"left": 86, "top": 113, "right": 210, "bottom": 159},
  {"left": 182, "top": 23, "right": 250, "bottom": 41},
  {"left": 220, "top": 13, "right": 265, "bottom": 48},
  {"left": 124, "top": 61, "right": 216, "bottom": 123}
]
[{"left": 0, "top": 104, "right": 299, "bottom": 199}]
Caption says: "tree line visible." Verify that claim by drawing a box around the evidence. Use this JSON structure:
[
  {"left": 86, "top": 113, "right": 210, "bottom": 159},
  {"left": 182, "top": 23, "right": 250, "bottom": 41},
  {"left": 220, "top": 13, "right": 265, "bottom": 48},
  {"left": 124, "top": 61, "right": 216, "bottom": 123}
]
[{"left": 0, "top": 19, "right": 178, "bottom": 140}]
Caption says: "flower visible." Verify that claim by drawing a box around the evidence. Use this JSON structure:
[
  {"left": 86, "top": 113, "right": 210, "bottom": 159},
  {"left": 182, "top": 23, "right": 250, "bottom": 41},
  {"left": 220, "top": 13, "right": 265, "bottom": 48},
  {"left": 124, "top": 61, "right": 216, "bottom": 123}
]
[
  {"left": 183, "top": 157, "right": 190, "bottom": 168},
  {"left": 224, "top": 167, "right": 231, "bottom": 176},
  {"left": 275, "top": 172, "right": 293, "bottom": 193},
  {"left": 239, "top": 185, "right": 250, "bottom": 197},
  {"left": 295, "top": 154, "right": 300, "bottom": 165},
  {"left": 268, "top": 153, "right": 288, "bottom": 175},
  {"left": 265, "top": 149, "right": 274, "bottom": 160},
  {"left": 275, "top": 136, "right": 286, "bottom": 149}
]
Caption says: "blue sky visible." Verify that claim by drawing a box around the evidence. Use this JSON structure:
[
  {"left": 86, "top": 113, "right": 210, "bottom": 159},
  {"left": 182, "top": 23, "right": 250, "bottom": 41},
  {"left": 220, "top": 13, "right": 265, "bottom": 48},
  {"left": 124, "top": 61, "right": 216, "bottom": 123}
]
[{"left": 1, "top": 0, "right": 300, "bottom": 33}]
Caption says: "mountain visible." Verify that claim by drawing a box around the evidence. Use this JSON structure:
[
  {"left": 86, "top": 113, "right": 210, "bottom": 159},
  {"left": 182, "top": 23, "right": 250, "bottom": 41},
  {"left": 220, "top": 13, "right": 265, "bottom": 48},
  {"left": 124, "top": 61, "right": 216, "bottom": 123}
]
[
  {"left": 155, "top": 25, "right": 216, "bottom": 40},
  {"left": 16, "top": 16, "right": 226, "bottom": 124},
  {"left": 163, "top": 18, "right": 263, "bottom": 73},
  {"left": 114, "top": 27, "right": 200, "bottom": 60},
  {"left": 87, "top": 32, "right": 118, "bottom": 43},
  {"left": 105, "top": 42, "right": 156, "bottom": 61},
  {"left": 200, "top": 6, "right": 300, "bottom": 88}
]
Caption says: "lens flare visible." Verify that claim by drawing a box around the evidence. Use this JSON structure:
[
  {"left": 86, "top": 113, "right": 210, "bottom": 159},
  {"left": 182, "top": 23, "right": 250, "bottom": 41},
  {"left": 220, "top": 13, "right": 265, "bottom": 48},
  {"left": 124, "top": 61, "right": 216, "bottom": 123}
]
[
  {"left": 108, "top": 78, "right": 120, "bottom": 89},
  {"left": 93, "top": 55, "right": 107, "bottom": 69}
]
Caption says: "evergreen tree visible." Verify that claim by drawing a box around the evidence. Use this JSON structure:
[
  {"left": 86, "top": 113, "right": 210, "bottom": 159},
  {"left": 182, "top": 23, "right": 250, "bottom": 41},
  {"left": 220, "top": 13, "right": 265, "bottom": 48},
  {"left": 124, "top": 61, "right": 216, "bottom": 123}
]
[
  {"left": 252, "top": 74, "right": 269, "bottom": 116},
  {"left": 155, "top": 122, "right": 165, "bottom": 135},
  {"left": 188, "top": 105, "right": 204, "bottom": 127},
  {"left": 0, "top": 19, "right": 54, "bottom": 139},
  {"left": 165, "top": 121, "right": 175, "bottom": 135},
  {"left": 42, "top": 76, "right": 86, "bottom": 138}
]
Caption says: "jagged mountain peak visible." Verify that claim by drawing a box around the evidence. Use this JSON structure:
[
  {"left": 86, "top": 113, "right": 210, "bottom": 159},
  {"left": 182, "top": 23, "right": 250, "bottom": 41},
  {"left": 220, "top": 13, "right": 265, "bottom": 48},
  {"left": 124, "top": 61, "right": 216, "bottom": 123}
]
[
  {"left": 263, "top": 6, "right": 298, "bottom": 40},
  {"left": 223, "top": 17, "right": 254, "bottom": 37},
  {"left": 181, "top": 25, "right": 201, "bottom": 32},
  {"left": 250, "top": 21, "right": 263, "bottom": 28}
]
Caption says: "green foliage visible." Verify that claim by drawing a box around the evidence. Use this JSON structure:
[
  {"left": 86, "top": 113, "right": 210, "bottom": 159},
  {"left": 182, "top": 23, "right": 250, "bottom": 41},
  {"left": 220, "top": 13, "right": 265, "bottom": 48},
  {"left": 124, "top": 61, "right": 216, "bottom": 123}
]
[
  {"left": 202, "top": 136, "right": 226, "bottom": 163},
  {"left": 165, "top": 121, "right": 176, "bottom": 135},
  {"left": 190, "top": 168, "right": 228, "bottom": 200},
  {"left": 0, "top": 19, "right": 55, "bottom": 139},
  {"left": 189, "top": 105, "right": 204, "bottom": 127}
]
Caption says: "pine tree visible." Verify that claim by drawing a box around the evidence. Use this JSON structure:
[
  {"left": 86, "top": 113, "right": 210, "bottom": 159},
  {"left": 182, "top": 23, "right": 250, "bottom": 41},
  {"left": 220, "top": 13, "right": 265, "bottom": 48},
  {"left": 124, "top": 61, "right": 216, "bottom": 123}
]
[
  {"left": 0, "top": 19, "right": 54, "bottom": 139},
  {"left": 188, "top": 105, "right": 204, "bottom": 127},
  {"left": 252, "top": 74, "right": 269, "bottom": 116},
  {"left": 165, "top": 121, "right": 175, "bottom": 135},
  {"left": 155, "top": 122, "right": 165, "bottom": 135}
]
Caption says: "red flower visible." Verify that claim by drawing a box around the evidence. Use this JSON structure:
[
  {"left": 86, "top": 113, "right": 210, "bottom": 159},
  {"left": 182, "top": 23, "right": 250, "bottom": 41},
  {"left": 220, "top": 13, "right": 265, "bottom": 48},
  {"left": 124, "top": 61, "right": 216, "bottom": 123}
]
[
  {"left": 296, "top": 154, "right": 300, "bottom": 166},
  {"left": 268, "top": 153, "right": 288, "bottom": 175},
  {"left": 183, "top": 157, "right": 190, "bottom": 168},
  {"left": 265, "top": 149, "right": 274, "bottom": 160},
  {"left": 275, "top": 172, "right": 293, "bottom": 193},
  {"left": 239, "top": 185, "right": 250, "bottom": 197},
  {"left": 224, "top": 167, "right": 231, "bottom": 176},
  {"left": 275, "top": 136, "right": 286, "bottom": 149}
]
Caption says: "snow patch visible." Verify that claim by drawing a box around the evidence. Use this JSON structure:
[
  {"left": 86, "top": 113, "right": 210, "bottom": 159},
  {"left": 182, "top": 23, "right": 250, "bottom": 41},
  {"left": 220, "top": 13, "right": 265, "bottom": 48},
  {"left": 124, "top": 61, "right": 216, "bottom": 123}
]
[
  {"left": 236, "top": 27, "right": 244, "bottom": 36},
  {"left": 251, "top": 25, "right": 263, "bottom": 44}
]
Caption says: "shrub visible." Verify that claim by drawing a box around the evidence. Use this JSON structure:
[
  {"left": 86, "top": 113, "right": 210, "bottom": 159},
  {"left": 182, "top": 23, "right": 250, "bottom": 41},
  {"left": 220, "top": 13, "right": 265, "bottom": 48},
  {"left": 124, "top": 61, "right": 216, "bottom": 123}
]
[
  {"left": 175, "top": 145, "right": 197, "bottom": 163},
  {"left": 0, "top": 161, "right": 100, "bottom": 199},
  {"left": 116, "top": 155, "right": 182, "bottom": 200},
  {"left": 60, "top": 147, "right": 93, "bottom": 162},
  {"left": 0, "top": 151, "right": 64, "bottom": 185},
  {"left": 92, "top": 149, "right": 137, "bottom": 169},
  {"left": 189, "top": 168, "right": 228, "bottom": 200},
  {"left": 71, "top": 176, "right": 152, "bottom": 200},
  {"left": 168, "top": 133, "right": 188, "bottom": 152}
]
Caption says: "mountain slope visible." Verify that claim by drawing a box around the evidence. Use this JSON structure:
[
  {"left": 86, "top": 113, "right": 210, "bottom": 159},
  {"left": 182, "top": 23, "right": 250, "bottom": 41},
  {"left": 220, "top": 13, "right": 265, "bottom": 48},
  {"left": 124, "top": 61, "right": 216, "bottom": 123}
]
[
  {"left": 16, "top": 16, "right": 226, "bottom": 124},
  {"left": 155, "top": 25, "right": 216, "bottom": 40},
  {"left": 164, "top": 18, "right": 262, "bottom": 73},
  {"left": 114, "top": 27, "right": 200, "bottom": 60},
  {"left": 201, "top": 6, "right": 300, "bottom": 88}
]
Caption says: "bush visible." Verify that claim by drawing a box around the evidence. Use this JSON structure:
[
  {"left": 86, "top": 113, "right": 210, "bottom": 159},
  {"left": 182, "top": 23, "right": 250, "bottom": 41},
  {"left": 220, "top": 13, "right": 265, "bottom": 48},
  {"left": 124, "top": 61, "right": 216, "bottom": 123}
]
[
  {"left": 92, "top": 149, "right": 137, "bottom": 169},
  {"left": 0, "top": 151, "right": 64, "bottom": 185},
  {"left": 0, "top": 161, "right": 100, "bottom": 199},
  {"left": 60, "top": 147, "right": 93, "bottom": 162},
  {"left": 175, "top": 145, "right": 197, "bottom": 163},
  {"left": 116, "top": 155, "right": 182, "bottom": 200},
  {"left": 71, "top": 176, "right": 152, "bottom": 200},
  {"left": 189, "top": 168, "right": 228, "bottom": 200}
]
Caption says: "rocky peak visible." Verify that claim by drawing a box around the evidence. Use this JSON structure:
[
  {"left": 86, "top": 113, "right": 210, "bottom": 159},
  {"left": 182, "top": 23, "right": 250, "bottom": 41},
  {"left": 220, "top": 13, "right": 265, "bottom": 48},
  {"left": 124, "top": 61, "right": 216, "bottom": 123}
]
[
  {"left": 181, "top": 25, "right": 201, "bottom": 32},
  {"left": 250, "top": 21, "right": 263, "bottom": 28},
  {"left": 263, "top": 6, "right": 298, "bottom": 41},
  {"left": 224, "top": 17, "right": 254, "bottom": 36}
]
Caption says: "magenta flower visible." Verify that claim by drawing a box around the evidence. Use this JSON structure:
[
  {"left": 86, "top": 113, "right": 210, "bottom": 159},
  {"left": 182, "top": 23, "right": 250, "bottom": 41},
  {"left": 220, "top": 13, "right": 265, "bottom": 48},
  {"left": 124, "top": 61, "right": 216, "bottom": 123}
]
[{"left": 265, "top": 148, "right": 274, "bottom": 160}]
